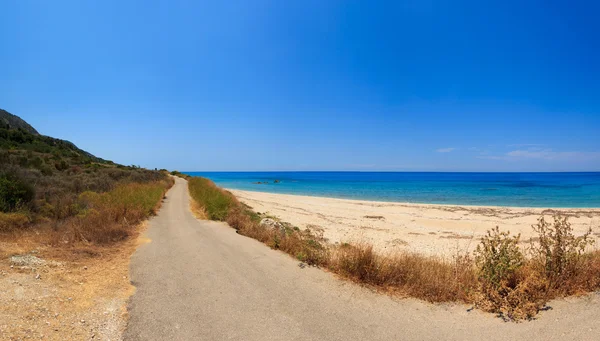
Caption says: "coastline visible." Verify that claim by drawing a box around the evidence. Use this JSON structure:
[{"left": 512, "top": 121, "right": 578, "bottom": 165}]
[
  {"left": 186, "top": 171, "right": 600, "bottom": 208},
  {"left": 228, "top": 188, "right": 600, "bottom": 257},
  {"left": 226, "top": 186, "right": 600, "bottom": 210}
]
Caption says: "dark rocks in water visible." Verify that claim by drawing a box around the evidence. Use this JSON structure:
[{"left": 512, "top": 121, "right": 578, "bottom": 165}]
[{"left": 252, "top": 180, "right": 281, "bottom": 184}]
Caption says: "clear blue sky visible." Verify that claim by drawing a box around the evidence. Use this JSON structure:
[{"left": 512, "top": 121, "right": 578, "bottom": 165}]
[{"left": 1, "top": 1, "right": 599, "bottom": 171}]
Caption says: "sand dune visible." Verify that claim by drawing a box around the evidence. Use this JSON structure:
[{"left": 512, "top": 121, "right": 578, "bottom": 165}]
[{"left": 229, "top": 189, "right": 600, "bottom": 257}]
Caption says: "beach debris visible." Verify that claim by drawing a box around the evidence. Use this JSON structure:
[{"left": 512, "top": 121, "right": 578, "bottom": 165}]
[
  {"left": 260, "top": 218, "right": 287, "bottom": 235},
  {"left": 364, "top": 215, "right": 385, "bottom": 220},
  {"left": 10, "top": 254, "right": 46, "bottom": 267},
  {"left": 260, "top": 218, "right": 282, "bottom": 229},
  {"left": 8, "top": 254, "right": 63, "bottom": 269}
]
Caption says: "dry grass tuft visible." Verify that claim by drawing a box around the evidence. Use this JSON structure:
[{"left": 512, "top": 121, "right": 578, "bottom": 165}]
[
  {"left": 0, "top": 212, "right": 30, "bottom": 232},
  {"left": 330, "top": 243, "right": 476, "bottom": 302},
  {"left": 190, "top": 200, "right": 209, "bottom": 220}
]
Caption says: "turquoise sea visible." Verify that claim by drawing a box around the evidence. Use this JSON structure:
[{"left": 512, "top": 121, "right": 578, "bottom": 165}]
[{"left": 184, "top": 172, "right": 600, "bottom": 208}]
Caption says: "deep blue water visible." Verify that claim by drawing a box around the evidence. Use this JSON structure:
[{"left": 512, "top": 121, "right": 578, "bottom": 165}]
[{"left": 183, "top": 172, "right": 600, "bottom": 208}]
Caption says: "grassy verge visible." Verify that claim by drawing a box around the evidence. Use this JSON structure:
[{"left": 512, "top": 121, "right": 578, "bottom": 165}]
[
  {"left": 63, "top": 179, "right": 173, "bottom": 243},
  {"left": 1, "top": 178, "right": 173, "bottom": 244},
  {"left": 188, "top": 176, "right": 600, "bottom": 321}
]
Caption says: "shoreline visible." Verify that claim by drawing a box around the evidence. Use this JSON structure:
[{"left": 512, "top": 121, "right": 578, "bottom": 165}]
[
  {"left": 224, "top": 187, "right": 600, "bottom": 211},
  {"left": 228, "top": 188, "right": 600, "bottom": 257}
]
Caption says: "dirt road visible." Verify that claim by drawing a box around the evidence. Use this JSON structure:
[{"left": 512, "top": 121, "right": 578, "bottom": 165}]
[{"left": 124, "top": 177, "right": 599, "bottom": 341}]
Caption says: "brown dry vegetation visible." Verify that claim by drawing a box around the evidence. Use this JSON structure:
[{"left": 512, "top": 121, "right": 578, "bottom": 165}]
[
  {"left": 0, "top": 221, "right": 155, "bottom": 340},
  {"left": 1, "top": 121, "right": 174, "bottom": 244},
  {"left": 188, "top": 176, "right": 600, "bottom": 321},
  {"left": 1, "top": 179, "right": 173, "bottom": 245}
]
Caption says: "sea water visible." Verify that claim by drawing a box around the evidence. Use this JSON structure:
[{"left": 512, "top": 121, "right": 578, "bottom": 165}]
[{"left": 184, "top": 172, "right": 600, "bottom": 208}]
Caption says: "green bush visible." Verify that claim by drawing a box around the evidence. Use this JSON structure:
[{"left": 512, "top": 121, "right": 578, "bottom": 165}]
[
  {"left": 475, "top": 227, "right": 524, "bottom": 288},
  {"left": 530, "top": 216, "right": 595, "bottom": 290},
  {"left": 0, "top": 172, "right": 35, "bottom": 212},
  {"left": 474, "top": 227, "right": 550, "bottom": 320},
  {"left": 55, "top": 159, "right": 69, "bottom": 171}
]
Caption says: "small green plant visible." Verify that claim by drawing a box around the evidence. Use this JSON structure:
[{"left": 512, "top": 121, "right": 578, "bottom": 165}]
[
  {"left": 530, "top": 216, "right": 595, "bottom": 290},
  {"left": 475, "top": 227, "right": 524, "bottom": 289},
  {"left": 472, "top": 227, "right": 546, "bottom": 320}
]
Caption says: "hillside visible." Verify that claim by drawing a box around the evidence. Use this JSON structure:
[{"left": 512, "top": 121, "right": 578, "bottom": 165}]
[
  {"left": 0, "top": 108, "right": 168, "bottom": 231},
  {"left": 0, "top": 109, "right": 108, "bottom": 165},
  {"left": 0, "top": 108, "right": 39, "bottom": 135}
]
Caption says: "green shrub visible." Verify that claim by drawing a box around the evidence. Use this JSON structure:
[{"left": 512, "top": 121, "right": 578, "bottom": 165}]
[
  {"left": 475, "top": 227, "right": 524, "bottom": 289},
  {"left": 530, "top": 216, "right": 595, "bottom": 291},
  {"left": 0, "top": 172, "right": 35, "bottom": 212},
  {"left": 55, "top": 159, "right": 69, "bottom": 171}
]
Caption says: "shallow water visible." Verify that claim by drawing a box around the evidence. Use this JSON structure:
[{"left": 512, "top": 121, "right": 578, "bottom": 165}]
[{"left": 184, "top": 172, "right": 600, "bottom": 208}]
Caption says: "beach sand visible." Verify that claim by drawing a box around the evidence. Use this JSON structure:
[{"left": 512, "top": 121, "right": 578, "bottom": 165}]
[{"left": 229, "top": 189, "right": 600, "bottom": 257}]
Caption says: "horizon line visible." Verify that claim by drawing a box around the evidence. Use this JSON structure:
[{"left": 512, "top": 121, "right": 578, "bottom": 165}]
[{"left": 181, "top": 170, "right": 600, "bottom": 173}]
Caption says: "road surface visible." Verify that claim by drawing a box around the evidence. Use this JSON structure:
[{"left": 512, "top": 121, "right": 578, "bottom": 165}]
[{"left": 124, "top": 177, "right": 599, "bottom": 340}]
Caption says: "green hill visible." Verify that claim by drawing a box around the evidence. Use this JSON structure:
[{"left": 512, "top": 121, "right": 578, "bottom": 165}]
[
  {"left": 0, "top": 108, "right": 167, "bottom": 219},
  {"left": 0, "top": 109, "right": 108, "bottom": 165},
  {"left": 1, "top": 108, "right": 39, "bottom": 135}
]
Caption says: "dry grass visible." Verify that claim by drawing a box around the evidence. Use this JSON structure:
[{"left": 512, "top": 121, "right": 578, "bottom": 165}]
[
  {"left": 1, "top": 178, "right": 173, "bottom": 245},
  {"left": 0, "top": 220, "right": 152, "bottom": 340},
  {"left": 190, "top": 198, "right": 209, "bottom": 220},
  {"left": 0, "top": 212, "right": 30, "bottom": 232},
  {"left": 330, "top": 243, "right": 476, "bottom": 302},
  {"left": 188, "top": 177, "right": 234, "bottom": 220}
]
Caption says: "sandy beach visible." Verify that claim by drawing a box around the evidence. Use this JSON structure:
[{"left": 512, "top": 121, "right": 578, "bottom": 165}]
[{"left": 229, "top": 189, "right": 600, "bottom": 257}]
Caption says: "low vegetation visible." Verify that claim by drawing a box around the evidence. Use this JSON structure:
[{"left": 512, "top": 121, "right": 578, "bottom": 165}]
[
  {"left": 188, "top": 176, "right": 600, "bottom": 321},
  {"left": 0, "top": 110, "right": 173, "bottom": 245},
  {"left": 170, "top": 170, "right": 191, "bottom": 180}
]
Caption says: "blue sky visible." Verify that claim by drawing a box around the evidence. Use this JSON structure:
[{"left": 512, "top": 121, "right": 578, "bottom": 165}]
[{"left": 1, "top": 1, "right": 599, "bottom": 171}]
